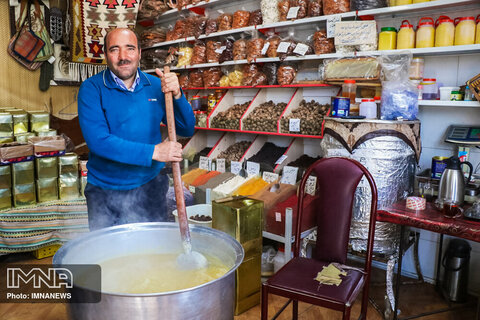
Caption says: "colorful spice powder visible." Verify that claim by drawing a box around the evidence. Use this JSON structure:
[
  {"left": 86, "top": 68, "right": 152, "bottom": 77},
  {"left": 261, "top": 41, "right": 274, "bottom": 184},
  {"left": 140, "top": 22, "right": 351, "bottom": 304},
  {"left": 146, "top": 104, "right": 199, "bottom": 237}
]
[
  {"left": 233, "top": 177, "right": 269, "bottom": 196},
  {"left": 182, "top": 168, "right": 207, "bottom": 186},
  {"left": 191, "top": 171, "right": 222, "bottom": 187}
]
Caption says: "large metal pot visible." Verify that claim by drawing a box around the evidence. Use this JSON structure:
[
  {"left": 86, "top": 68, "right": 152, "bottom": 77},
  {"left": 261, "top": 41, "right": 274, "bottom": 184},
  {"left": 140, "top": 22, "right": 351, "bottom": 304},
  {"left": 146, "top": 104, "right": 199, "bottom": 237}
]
[{"left": 53, "top": 222, "right": 244, "bottom": 320}]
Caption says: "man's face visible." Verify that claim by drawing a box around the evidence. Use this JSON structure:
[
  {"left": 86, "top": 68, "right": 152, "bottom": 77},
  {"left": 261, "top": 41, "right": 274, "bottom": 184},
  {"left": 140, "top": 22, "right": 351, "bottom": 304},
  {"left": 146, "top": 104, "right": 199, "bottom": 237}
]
[{"left": 105, "top": 29, "right": 140, "bottom": 81}]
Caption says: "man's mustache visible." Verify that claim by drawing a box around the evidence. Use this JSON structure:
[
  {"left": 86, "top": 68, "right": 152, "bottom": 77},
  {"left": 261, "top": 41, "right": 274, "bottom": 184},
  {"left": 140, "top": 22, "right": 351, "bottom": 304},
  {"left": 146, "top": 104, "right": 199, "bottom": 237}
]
[{"left": 118, "top": 60, "right": 131, "bottom": 66}]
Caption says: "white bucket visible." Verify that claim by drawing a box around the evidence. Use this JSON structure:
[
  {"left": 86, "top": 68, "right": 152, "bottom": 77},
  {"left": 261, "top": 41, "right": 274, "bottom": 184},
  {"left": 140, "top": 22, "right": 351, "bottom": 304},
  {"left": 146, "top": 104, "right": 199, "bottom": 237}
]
[
  {"left": 173, "top": 204, "right": 212, "bottom": 228},
  {"left": 439, "top": 87, "right": 460, "bottom": 101}
]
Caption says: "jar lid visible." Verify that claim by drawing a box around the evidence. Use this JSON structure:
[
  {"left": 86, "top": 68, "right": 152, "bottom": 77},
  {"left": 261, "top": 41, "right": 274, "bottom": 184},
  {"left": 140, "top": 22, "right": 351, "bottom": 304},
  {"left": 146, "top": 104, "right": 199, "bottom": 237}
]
[
  {"left": 381, "top": 27, "right": 397, "bottom": 32},
  {"left": 400, "top": 20, "right": 413, "bottom": 28},
  {"left": 344, "top": 79, "right": 356, "bottom": 84},
  {"left": 418, "top": 17, "right": 434, "bottom": 27},
  {"left": 197, "top": 111, "right": 207, "bottom": 114},
  {"left": 361, "top": 99, "right": 375, "bottom": 102},
  {"left": 437, "top": 17, "right": 454, "bottom": 24},
  {"left": 422, "top": 78, "right": 436, "bottom": 82},
  {"left": 456, "top": 16, "right": 475, "bottom": 21},
  {"left": 451, "top": 91, "right": 462, "bottom": 94},
  {"left": 374, "top": 96, "right": 381, "bottom": 100}
]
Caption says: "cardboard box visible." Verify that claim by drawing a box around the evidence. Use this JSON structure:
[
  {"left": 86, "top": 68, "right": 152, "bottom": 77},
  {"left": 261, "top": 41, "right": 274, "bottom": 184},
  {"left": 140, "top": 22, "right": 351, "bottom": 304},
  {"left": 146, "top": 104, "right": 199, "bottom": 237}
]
[
  {"left": 0, "top": 142, "right": 34, "bottom": 164},
  {"left": 28, "top": 136, "right": 66, "bottom": 154}
]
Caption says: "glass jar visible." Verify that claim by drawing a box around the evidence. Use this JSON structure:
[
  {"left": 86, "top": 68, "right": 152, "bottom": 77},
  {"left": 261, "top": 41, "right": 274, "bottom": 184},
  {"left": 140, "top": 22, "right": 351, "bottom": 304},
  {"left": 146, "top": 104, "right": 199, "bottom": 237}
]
[
  {"left": 435, "top": 16, "right": 454, "bottom": 47},
  {"left": 190, "top": 95, "right": 201, "bottom": 111},
  {"left": 476, "top": 15, "right": 480, "bottom": 44},
  {"left": 195, "top": 111, "right": 208, "bottom": 127},
  {"left": 397, "top": 20, "right": 415, "bottom": 49},
  {"left": 214, "top": 89, "right": 224, "bottom": 101},
  {"left": 342, "top": 80, "right": 357, "bottom": 104},
  {"left": 454, "top": 16, "right": 476, "bottom": 46},
  {"left": 378, "top": 27, "right": 397, "bottom": 50},
  {"left": 409, "top": 57, "right": 425, "bottom": 80},
  {"left": 416, "top": 17, "right": 435, "bottom": 48},
  {"left": 207, "top": 93, "right": 217, "bottom": 113},
  {"left": 421, "top": 78, "right": 438, "bottom": 100}
]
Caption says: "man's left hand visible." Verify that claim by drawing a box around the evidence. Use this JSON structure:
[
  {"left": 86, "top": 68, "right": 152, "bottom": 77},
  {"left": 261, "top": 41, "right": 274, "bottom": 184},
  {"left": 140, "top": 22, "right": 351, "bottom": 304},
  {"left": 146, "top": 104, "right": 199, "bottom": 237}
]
[{"left": 155, "top": 68, "right": 181, "bottom": 99}]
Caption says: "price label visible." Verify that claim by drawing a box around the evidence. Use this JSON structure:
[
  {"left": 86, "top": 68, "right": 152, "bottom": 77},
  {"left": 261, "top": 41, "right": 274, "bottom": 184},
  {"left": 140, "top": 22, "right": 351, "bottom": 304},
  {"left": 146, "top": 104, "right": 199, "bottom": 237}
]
[
  {"left": 334, "top": 21, "right": 377, "bottom": 46},
  {"left": 189, "top": 185, "right": 196, "bottom": 194},
  {"left": 215, "top": 46, "right": 227, "bottom": 54},
  {"left": 289, "top": 118, "right": 301, "bottom": 132},
  {"left": 280, "top": 166, "right": 298, "bottom": 185},
  {"left": 305, "top": 175, "right": 317, "bottom": 196},
  {"left": 287, "top": 6, "right": 300, "bottom": 19},
  {"left": 275, "top": 212, "right": 282, "bottom": 222},
  {"left": 293, "top": 43, "right": 309, "bottom": 56},
  {"left": 277, "top": 41, "right": 290, "bottom": 53},
  {"left": 216, "top": 159, "right": 226, "bottom": 173},
  {"left": 246, "top": 161, "right": 260, "bottom": 177},
  {"left": 231, "top": 161, "right": 242, "bottom": 175},
  {"left": 327, "top": 15, "right": 342, "bottom": 38},
  {"left": 261, "top": 42, "right": 270, "bottom": 55},
  {"left": 199, "top": 156, "right": 210, "bottom": 170},
  {"left": 275, "top": 154, "right": 288, "bottom": 165},
  {"left": 263, "top": 172, "right": 279, "bottom": 183}
]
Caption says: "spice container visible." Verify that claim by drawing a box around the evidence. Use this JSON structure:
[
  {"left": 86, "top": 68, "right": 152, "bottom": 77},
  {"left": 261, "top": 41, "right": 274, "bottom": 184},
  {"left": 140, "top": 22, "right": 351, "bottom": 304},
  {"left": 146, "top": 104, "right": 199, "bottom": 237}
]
[
  {"left": 342, "top": 80, "right": 357, "bottom": 104},
  {"left": 435, "top": 16, "right": 455, "bottom": 47},
  {"left": 378, "top": 27, "right": 397, "bottom": 50},
  {"left": 454, "top": 17, "right": 476, "bottom": 46},
  {"left": 195, "top": 111, "right": 208, "bottom": 127},
  {"left": 397, "top": 20, "right": 415, "bottom": 49},
  {"left": 416, "top": 17, "right": 435, "bottom": 48},
  {"left": 359, "top": 99, "right": 377, "bottom": 119},
  {"left": 409, "top": 57, "right": 425, "bottom": 80},
  {"left": 450, "top": 91, "right": 463, "bottom": 101},
  {"left": 476, "top": 15, "right": 480, "bottom": 44},
  {"left": 191, "top": 95, "right": 202, "bottom": 111},
  {"left": 421, "top": 78, "right": 438, "bottom": 100}
]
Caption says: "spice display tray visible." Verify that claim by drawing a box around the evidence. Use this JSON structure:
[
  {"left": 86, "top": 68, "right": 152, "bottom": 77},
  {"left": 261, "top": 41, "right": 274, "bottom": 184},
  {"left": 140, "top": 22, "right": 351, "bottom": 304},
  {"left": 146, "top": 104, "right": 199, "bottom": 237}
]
[
  {"left": 208, "top": 89, "right": 259, "bottom": 129},
  {"left": 207, "top": 132, "right": 256, "bottom": 162},
  {"left": 182, "top": 130, "right": 224, "bottom": 158},
  {"left": 242, "top": 135, "right": 293, "bottom": 172},
  {"left": 274, "top": 138, "right": 323, "bottom": 174}
]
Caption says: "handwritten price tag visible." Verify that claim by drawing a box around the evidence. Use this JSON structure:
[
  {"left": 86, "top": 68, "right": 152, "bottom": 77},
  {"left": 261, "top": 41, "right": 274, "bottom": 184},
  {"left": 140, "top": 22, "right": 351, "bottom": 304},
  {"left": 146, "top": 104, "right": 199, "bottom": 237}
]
[
  {"left": 334, "top": 21, "right": 377, "bottom": 46},
  {"left": 246, "top": 161, "right": 260, "bottom": 177},
  {"left": 293, "top": 43, "right": 309, "bottom": 56},
  {"left": 275, "top": 154, "right": 288, "bottom": 165},
  {"left": 263, "top": 172, "right": 279, "bottom": 183},
  {"left": 199, "top": 156, "right": 210, "bottom": 171},
  {"left": 305, "top": 175, "right": 317, "bottom": 196},
  {"left": 216, "top": 159, "right": 226, "bottom": 173},
  {"left": 231, "top": 161, "right": 242, "bottom": 175},
  {"left": 327, "top": 15, "right": 342, "bottom": 38},
  {"left": 280, "top": 166, "right": 298, "bottom": 185},
  {"left": 189, "top": 185, "right": 196, "bottom": 194},
  {"left": 289, "top": 119, "right": 301, "bottom": 132}
]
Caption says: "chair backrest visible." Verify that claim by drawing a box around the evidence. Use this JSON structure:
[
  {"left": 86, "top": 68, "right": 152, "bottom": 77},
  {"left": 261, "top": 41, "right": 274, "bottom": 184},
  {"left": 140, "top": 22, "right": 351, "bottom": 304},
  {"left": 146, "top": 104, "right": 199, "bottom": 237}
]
[{"left": 294, "top": 157, "right": 378, "bottom": 265}]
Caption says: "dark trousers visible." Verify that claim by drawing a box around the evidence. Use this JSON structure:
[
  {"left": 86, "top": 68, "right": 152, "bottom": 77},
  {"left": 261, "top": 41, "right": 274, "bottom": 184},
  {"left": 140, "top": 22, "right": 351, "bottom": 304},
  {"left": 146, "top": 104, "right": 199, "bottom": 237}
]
[{"left": 85, "top": 172, "right": 169, "bottom": 231}]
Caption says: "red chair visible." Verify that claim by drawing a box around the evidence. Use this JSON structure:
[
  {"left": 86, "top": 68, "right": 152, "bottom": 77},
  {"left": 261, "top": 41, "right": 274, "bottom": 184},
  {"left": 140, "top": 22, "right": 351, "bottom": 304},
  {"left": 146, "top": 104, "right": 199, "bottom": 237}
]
[{"left": 261, "top": 157, "right": 378, "bottom": 320}]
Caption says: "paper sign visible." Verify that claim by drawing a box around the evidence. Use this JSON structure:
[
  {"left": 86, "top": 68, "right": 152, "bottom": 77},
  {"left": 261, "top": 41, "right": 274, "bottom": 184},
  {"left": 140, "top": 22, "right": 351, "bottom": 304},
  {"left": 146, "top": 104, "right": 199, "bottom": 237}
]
[
  {"left": 215, "top": 46, "right": 227, "bottom": 54},
  {"left": 280, "top": 166, "right": 298, "bottom": 185},
  {"left": 216, "top": 159, "right": 226, "bottom": 173},
  {"left": 275, "top": 212, "right": 282, "bottom": 222},
  {"left": 199, "top": 156, "right": 210, "bottom": 170},
  {"left": 231, "top": 161, "right": 242, "bottom": 175},
  {"left": 305, "top": 175, "right": 317, "bottom": 196},
  {"left": 261, "top": 42, "right": 270, "bottom": 55},
  {"left": 246, "top": 161, "right": 260, "bottom": 177},
  {"left": 334, "top": 21, "right": 377, "bottom": 46},
  {"left": 327, "top": 15, "right": 342, "bottom": 38},
  {"left": 293, "top": 43, "right": 309, "bottom": 56},
  {"left": 277, "top": 42, "right": 290, "bottom": 53},
  {"left": 263, "top": 172, "right": 279, "bottom": 183},
  {"left": 289, "top": 119, "right": 301, "bottom": 132},
  {"left": 275, "top": 154, "right": 288, "bottom": 165},
  {"left": 287, "top": 6, "right": 300, "bottom": 19},
  {"left": 189, "top": 185, "right": 196, "bottom": 194}
]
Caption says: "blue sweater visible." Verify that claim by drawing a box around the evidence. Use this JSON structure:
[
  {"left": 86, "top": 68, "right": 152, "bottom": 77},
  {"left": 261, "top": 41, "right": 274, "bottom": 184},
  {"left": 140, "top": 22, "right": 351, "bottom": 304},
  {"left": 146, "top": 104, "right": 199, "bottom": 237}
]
[{"left": 78, "top": 69, "right": 195, "bottom": 190}]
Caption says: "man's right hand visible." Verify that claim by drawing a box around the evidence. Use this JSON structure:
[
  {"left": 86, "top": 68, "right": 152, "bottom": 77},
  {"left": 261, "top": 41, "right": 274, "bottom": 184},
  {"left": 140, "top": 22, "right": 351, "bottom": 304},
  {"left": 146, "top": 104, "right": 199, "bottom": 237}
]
[{"left": 152, "top": 140, "right": 183, "bottom": 162}]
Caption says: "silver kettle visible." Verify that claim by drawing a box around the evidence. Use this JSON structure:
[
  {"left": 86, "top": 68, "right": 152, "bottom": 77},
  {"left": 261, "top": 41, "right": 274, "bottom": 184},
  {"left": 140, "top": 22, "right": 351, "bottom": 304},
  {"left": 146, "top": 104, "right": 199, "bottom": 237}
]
[{"left": 438, "top": 156, "right": 473, "bottom": 205}]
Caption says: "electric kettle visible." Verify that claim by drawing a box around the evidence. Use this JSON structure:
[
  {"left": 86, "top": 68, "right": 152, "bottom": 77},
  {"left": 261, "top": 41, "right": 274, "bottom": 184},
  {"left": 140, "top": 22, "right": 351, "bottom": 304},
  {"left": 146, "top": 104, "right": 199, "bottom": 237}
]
[{"left": 437, "top": 156, "right": 473, "bottom": 205}]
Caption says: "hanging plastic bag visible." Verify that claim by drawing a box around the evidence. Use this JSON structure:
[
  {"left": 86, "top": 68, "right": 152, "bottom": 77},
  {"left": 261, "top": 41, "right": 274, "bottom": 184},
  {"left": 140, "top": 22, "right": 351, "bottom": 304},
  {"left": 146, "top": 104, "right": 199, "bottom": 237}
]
[
  {"left": 219, "top": 37, "right": 234, "bottom": 64},
  {"left": 289, "top": 0, "right": 308, "bottom": 20},
  {"left": 217, "top": 11, "right": 233, "bottom": 31},
  {"left": 265, "top": 31, "right": 281, "bottom": 58},
  {"left": 188, "top": 69, "right": 204, "bottom": 87},
  {"left": 308, "top": 0, "right": 322, "bottom": 17},
  {"left": 277, "top": 29, "right": 298, "bottom": 61},
  {"left": 176, "top": 45, "right": 193, "bottom": 67},
  {"left": 247, "top": 30, "right": 265, "bottom": 63},
  {"left": 203, "top": 67, "right": 223, "bottom": 87},
  {"left": 263, "top": 63, "right": 278, "bottom": 85},
  {"left": 322, "top": 0, "right": 350, "bottom": 15},
  {"left": 277, "top": 63, "right": 297, "bottom": 85},
  {"left": 249, "top": 9, "right": 263, "bottom": 26},
  {"left": 312, "top": 29, "right": 334, "bottom": 54},
  {"left": 278, "top": 0, "right": 290, "bottom": 21},
  {"left": 191, "top": 41, "right": 207, "bottom": 65},
  {"left": 233, "top": 9, "right": 250, "bottom": 29},
  {"left": 233, "top": 37, "right": 248, "bottom": 61},
  {"left": 206, "top": 40, "right": 222, "bottom": 63}
]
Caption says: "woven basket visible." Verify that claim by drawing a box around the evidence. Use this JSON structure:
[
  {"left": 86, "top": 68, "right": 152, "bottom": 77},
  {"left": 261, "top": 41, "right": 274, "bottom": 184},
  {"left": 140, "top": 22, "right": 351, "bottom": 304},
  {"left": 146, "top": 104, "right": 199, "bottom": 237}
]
[{"left": 467, "top": 73, "right": 480, "bottom": 102}]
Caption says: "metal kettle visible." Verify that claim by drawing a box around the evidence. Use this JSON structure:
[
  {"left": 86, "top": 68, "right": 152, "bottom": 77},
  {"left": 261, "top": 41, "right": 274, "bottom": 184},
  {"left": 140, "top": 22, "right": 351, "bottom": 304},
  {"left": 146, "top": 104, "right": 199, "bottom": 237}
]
[{"left": 438, "top": 156, "right": 473, "bottom": 205}]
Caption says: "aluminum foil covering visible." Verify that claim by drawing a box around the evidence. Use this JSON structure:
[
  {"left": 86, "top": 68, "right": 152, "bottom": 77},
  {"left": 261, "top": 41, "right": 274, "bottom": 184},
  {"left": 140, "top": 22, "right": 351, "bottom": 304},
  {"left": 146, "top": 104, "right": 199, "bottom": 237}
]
[{"left": 320, "top": 134, "right": 416, "bottom": 255}]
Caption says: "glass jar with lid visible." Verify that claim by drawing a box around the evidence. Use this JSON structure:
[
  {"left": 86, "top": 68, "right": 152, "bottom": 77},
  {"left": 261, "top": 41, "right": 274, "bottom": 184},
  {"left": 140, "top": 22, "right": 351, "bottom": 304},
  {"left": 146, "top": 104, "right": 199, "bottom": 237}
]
[
  {"left": 435, "top": 16, "right": 454, "bottom": 47},
  {"left": 397, "top": 20, "right": 415, "bottom": 49},
  {"left": 207, "top": 93, "right": 217, "bottom": 114},
  {"left": 409, "top": 57, "right": 425, "bottom": 80},
  {"left": 416, "top": 17, "right": 435, "bottom": 48},
  {"left": 190, "top": 95, "right": 201, "bottom": 111},
  {"left": 195, "top": 111, "right": 208, "bottom": 128},
  {"left": 379, "top": 27, "right": 397, "bottom": 50},
  {"left": 421, "top": 78, "right": 438, "bottom": 100},
  {"left": 454, "top": 16, "right": 476, "bottom": 46},
  {"left": 342, "top": 80, "right": 357, "bottom": 104}
]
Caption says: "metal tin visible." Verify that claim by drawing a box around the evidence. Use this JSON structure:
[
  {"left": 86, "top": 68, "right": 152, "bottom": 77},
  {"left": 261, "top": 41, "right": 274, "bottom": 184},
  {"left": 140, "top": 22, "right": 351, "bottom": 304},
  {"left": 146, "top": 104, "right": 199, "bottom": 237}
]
[
  {"left": 331, "top": 96, "right": 350, "bottom": 117},
  {"left": 432, "top": 156, "right": 449, "bottom": 179}
]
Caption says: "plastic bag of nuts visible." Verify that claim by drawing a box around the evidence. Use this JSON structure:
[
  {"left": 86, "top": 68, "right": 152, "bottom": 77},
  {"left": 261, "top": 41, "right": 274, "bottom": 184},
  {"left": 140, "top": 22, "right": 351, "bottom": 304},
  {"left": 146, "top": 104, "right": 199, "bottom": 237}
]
[
  {"left": 191, "top": 41, "right": 207, "bottom": 65},
  {"left": 206, "top": 40, "right": 222, "bottom": 63},
  {"left": 266, "top": 34, "right": 281, "bottom": 58},
  {"left": 277, "top": 64, "right": 297, "bottom": 85},
  {"left": 290, "top": 0, "right": 308, "bottom": 19},
  {"left": 194, "top": 16, "right": 207, "bottom": 38},
  {"left": 179, "top": 73, "right": 189, "bottom": 88},
  {"left": 308, "top": 0, "right": 322, "bottom": 16},
  {"left": 313, "top": 30, "right": 334, "bottom": 54},
  {"left": 263, "top": 63, "right": 278, "bottom": 85},
  {"left": 261, "top": 0, "right": 280, "bottom": 24},
  {"left": 242, "top": 64, "right": 260, "bottom": 86},
  {"left": 233, "top": 39, "right": 247, "bottom": 60},
  {"left": 278, "top": 0, "right": 290, "bottom": 21},
  {"left": 252, "top": 72, "right": 268, "bottom": 86},
  {"left": 172, "top": 19, "right": 187, "bottom": 39},
  {"left": 217, "top": 13, "right": 233, "bottom": 31},
  {"left": 188, "top": 69, "right": 204, "bottom": 87},
  {"left": 233, "top": 10, "right": 250, "bottom": 29},
  {"left": 203, "top": 67, "right": 223, "bottom": 87},
  {"left": 277, "top": 40, "right": 297, "bottom": 61},
  {"left": 205, "top": 18, "right": 218, "bottom": 36},
  {"left": 322, "top": 0, "right": 350, "bottom": 15},
  {"left": 248, "top": 9, "right": 263, "bottom": 26},
  {"left": 247, "top": 38, "right": 265, "bottom": 63},
  {"left": 219, "top": 38, "right": 234, "bottom": 64}
]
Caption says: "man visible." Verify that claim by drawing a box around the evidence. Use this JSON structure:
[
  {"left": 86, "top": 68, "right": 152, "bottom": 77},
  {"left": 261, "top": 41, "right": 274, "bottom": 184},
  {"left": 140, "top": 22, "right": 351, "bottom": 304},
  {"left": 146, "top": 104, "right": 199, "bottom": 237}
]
[{"left": 78, "top": 28, "right": 195, "bottom": 230}]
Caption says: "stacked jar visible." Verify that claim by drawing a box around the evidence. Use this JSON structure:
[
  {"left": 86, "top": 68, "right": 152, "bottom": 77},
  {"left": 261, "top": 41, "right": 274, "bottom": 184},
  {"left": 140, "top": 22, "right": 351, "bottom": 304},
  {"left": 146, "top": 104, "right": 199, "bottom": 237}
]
[
  {"left": 435, "top": 16, "right": 455, "bottom": 47},
  {"left": 476, "top": 15, "right": 480, "bottom": 44},
  {"left": 379, "top": 27, "right": 397, "bottom": 50},
  {"left": 416, "top": 17, "right": 435, "bottom": 48},
  {"left": 397, "top": 20, "right": 415, "bottom": 49},
  {"left": 454, "top": 16, "right": 476, "bottom": 46}
]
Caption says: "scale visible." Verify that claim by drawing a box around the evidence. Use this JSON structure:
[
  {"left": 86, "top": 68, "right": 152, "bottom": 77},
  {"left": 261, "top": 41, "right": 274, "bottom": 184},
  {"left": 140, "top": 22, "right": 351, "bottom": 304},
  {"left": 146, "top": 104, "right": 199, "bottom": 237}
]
[{"left": 445, "top": 125, "right": 480, "bottom": 145}]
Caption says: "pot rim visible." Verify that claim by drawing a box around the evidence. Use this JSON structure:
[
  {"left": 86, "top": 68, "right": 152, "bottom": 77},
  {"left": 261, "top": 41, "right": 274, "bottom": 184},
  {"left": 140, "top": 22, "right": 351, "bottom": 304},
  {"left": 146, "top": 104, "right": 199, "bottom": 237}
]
[{"left": 53, "top": 222, "right": 244, "bottom": 297}]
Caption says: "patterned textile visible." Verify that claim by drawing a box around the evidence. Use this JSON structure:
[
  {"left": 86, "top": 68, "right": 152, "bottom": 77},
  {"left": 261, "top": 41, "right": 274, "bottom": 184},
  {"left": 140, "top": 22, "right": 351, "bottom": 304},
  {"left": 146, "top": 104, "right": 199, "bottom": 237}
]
[
  {"left": 70, "top": 0, "right": 140, "bottom": 64},
  {"left": 0, "top": 199, "right": 89, "bottom": 254}
]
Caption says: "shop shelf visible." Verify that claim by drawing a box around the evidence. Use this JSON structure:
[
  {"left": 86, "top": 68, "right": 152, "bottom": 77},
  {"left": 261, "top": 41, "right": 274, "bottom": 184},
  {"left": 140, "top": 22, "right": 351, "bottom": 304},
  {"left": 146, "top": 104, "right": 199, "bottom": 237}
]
[
  {"left": 418, "top": 100, "right": 480, "bottom": 108},
  {"left": 183, "top": 84, "right": 334, "bottom": 90}
]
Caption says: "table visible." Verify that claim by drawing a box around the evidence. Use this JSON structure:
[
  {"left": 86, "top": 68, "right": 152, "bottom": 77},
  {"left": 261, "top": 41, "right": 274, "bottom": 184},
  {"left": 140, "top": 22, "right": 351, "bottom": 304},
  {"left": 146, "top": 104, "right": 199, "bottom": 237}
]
[{"left": 378, "top": 200, "right": 480, "bottom": 320}]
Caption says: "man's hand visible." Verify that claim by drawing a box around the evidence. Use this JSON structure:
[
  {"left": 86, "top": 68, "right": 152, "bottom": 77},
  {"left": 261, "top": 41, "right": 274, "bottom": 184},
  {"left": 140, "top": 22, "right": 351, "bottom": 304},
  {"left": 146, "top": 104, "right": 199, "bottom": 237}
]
[
  {"left": 155, "top": 68, "right": 181, "bottom": 99},
  {"left": 152, "top": 140, "right": 183, "bottom": 162}
]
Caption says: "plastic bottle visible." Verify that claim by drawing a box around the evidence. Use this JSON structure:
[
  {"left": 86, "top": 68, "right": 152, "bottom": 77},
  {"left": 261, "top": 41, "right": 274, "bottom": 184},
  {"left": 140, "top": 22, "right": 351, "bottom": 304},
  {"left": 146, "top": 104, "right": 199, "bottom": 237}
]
[
  {"left": 342, "top": 80, "right": 357, "bottom": 104},
  {"left": 435, "top": 16, "right": 455, "bottom": 47},
  {"left": 416, "top": 17, "right": 435, "bottom": 48},
  {"left": 379, "top": 27, "right": 397, "bottom": 50},
  {"left": 464, "top": 85, "right": 476, "bottom": 101},
  {"left": 421, "top": 78, "right": 438, "bottom": 100},
  {"left": 476, "top": 15, "right": 480, "bottom": 44},
  {"left": 397, "top": 20, "right": 415, "bottom": 49},
  {"left": 454, "top": 17, "right": 476, "bottom": 46},
  {"left": 359, "top": 99, "right": 377, "bottom": 119},
  {"left": 273, "top": 246, "right": 286, "bottom": 273}
]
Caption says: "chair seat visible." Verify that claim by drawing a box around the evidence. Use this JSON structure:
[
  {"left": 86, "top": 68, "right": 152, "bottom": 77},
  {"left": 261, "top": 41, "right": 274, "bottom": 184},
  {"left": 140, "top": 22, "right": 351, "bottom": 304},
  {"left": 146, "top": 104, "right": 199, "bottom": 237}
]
[{"left": 266, "top": 257, "right": 365, "bottom": 306}]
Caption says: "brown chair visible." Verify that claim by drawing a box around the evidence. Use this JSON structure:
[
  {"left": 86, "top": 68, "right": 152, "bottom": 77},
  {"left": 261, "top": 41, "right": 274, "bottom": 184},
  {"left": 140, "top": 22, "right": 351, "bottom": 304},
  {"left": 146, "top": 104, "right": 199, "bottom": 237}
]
[{"left": 261, "top": 157, "right": 378, "bottom": 320}]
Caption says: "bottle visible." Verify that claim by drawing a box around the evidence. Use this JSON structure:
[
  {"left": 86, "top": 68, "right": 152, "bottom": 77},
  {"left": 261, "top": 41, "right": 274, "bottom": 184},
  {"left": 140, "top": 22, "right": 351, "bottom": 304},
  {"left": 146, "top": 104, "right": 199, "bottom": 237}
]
[
  {"left": 416, "top": 17, "right": 435, "bottom": 48},
  {"left": 397, "top": 20, "right": 415, "bottom": 49},
  {"left": 273, "top": 246, "right": 286, "bottom": 273},
  {"left": 464, "top": 85, "right": 475, "bottom": 101},
  {"left": 379, "top": 27, "right": 397, "bottom": 50},
  {"left": 214, "top": 89, "right": 224, "bottom": 101},
  {"left": 417, "top": 85, "right": 423, "bottom": 100},
  {"left": 454, "top": 17, "right": 476, "bottom": 46},
  {"left": 359, "top": 99, "right": 377, "bottom": 119},
  {"left": 207, "top": 93, "right": 217, "bottom": 114},
  {"left": 435, "top": 16, "right": 455, "bottom": 47},
  {"left": 342, "top": 80, "right": 357, "bottom": 105}
]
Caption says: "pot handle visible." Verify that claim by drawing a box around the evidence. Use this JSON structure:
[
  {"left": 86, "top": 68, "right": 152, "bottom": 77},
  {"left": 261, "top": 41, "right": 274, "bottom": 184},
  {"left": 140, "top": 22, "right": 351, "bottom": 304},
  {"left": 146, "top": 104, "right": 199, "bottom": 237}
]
[{"left": 461, "top": 161, "right": 473, "bottom": 184}]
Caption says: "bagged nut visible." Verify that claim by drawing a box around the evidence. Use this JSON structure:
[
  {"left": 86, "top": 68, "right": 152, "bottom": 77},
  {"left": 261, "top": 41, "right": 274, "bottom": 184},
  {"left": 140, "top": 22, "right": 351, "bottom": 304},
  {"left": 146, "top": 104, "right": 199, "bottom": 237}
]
[
  {"left": 191, "top": 41, "right": 207, "bottom": 65},
  {"left": 219, "top": 75, "right": 230, "bottom": 87},
  {"left": 252, "top": 72, "right": 268, "bottom": 86},
  {"left": 242, "top": 64, "right": 260, "bottom": 86},
  {"left": 176, "top": 46, "right": 193, "bottom": 67},
  {"left": 290, "top": 0, "right": 308, "bottom": 19},
  {"left": 277, "top": 64, "right": 297, "bottom": 85},
  {"left": 206, "top": 40, "right": 222, "bottom": 63},
  {"left": 205, "top": 19, "right": 218, "bottom": 35},
  {"left": 266, "top": 35, "right": 281, "bottom": 58},
  {"left": 172, "top": 19, "right": 187, "bottom": 39},
  {"left": 188, "top": 70, "right": 204, "bottom": 87},
  {"left": 228, "top": 69, "right": 244, "bottom": 86},
  {"left": 219, "top": 38, "right": 234, "bottom": 64},
  {"left": 183, "top": 16, "right": 196, "bottom": 38},
  {"left": 233, "top": 39, "right": 247, "bottom": 60},
  {"left": 278, "top": 0, "right": 290, "bottom": 21},
  {"left": 278, "top": 40, "right": 297, "bottom": 61},
  {"left": 322, "top": 0, "right": 350, "bottom": 15},
  {"left": 179, "top": 73, "right": 189, "bottom": 88},
  {"left": 194, "top": 17, "right": 207, "bottom": 38},
  {"left": 263, "top": 63, "right": 278, "bottom": 85},
  {"left": 233, "top": 10, "right": 250, "bottom": 29},
  {"left": 308, "top": 0, "right": 322, "bottom": 16},
  {"left": 313, "top": 30, "right": 334, "bottom": 54},
  {"left": 247, "top": 38, "right": 265, "bottom": 63},
  {"left": 203, "top": 67, "right": 223, "bottom": 87},
  {"left": 217, "top": 13, "right": 233, "bottom": 31},
  {"left": 261, "top": 0, "right": 280, "bottom": 24},
  {"left": 248, "top": 9, "right": 263, "bottom": 26}
]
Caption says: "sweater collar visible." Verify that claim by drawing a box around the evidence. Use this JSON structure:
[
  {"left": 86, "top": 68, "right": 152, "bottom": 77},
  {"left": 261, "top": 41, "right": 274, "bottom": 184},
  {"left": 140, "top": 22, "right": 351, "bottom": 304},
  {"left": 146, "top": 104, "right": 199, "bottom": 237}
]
[{"left": 103, "top": 68, "right": 151, "bottom": 91}]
